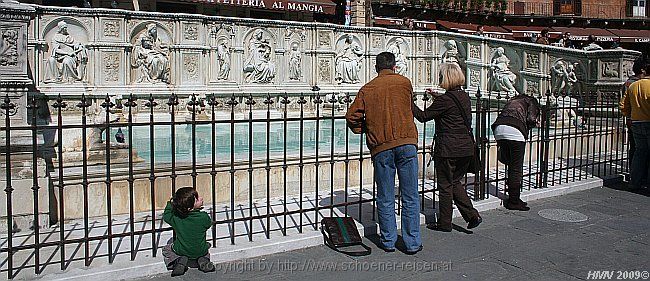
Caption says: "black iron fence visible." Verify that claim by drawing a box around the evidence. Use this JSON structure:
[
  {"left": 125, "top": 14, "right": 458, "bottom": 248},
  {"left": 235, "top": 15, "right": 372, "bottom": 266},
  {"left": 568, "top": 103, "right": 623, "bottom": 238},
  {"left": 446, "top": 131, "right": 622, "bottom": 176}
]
[{"left": 0, "top": 89, "right": 628, "bottom": 279}]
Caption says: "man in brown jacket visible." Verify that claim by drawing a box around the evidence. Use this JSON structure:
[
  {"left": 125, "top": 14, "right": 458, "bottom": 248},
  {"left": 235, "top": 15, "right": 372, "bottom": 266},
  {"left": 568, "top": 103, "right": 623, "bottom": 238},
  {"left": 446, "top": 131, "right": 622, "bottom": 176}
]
[
  {"left": 535, "top": 29, "right": 551, "bottom": 45},
  {"left": 345, "top": 52, "right": 422, "bottom": 255}
]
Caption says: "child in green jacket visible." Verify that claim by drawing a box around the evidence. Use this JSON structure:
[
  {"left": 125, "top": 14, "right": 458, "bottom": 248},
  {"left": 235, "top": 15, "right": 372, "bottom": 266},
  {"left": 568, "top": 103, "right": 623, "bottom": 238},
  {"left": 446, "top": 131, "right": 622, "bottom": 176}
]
[{"left": 163, "top": 187, "right": 214, "bottom": 276}]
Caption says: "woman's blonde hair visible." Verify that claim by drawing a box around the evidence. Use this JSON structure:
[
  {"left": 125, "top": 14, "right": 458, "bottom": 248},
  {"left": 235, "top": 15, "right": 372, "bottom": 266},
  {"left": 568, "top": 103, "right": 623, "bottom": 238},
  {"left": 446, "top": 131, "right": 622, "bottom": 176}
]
[{"left": 438, "top": 63, "right": 466, "bottom": 90}]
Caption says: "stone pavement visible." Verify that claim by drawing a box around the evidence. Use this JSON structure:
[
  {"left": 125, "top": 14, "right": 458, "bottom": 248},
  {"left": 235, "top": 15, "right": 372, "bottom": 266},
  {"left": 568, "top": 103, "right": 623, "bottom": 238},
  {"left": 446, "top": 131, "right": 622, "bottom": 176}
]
[{"left": 134, "top": 183, "right": 649, "bottom": 281}]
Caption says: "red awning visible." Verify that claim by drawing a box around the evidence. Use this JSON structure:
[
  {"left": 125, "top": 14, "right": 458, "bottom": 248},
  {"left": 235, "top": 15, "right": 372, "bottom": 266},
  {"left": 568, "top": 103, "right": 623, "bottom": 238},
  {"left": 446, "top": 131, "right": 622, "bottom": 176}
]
[
  {"left": 414, "top": 20, "right": 437, "bottom": 30},
  {"left": 437, "top": 20, "right": 512, "bottom": 39},
  {"left": 552, "top": 27, "right": 618, "bottom": 42},
  {"left": 606, "top": 28, "right": 650, "bottom": 43},
  {"left": 199, "top": 0, "right": 337, "bottom": 14},
  {"left": 373, "top": 17, "right": 436, "bottom": 30},
  {"left": 373, "top": 16, "right": 403, "bottom": 27},
  {"left": 503, "top": 25, "right": 561, "bottom": 39}
]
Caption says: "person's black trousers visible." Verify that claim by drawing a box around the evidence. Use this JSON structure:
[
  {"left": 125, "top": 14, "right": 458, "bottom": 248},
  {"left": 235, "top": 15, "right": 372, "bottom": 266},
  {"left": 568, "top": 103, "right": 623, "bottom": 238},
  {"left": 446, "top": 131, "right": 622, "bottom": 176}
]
[
  {"left": 497, "top": 140, "right": 526, "bottom": 202},
  {"left": 434, "top": 156, "right": 480, "bottom": 229}
]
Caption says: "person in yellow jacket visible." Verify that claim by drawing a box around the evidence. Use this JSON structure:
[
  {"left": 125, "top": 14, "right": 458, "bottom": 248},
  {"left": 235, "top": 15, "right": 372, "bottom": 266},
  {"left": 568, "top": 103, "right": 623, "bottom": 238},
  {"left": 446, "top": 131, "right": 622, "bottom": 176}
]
[{"left": 620, "top": 59, "right": 650, "bottom": 190}]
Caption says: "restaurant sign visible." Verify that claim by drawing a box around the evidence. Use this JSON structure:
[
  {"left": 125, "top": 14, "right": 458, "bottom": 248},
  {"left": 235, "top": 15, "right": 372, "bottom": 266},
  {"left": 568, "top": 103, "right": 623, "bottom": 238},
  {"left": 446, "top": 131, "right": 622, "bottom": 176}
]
[
  {"left": 486, "top": 33, "right": 508, "bottom": 39},
  {"left": 569, "top": 35, "right": 615, "bottom": 42},
  {"left": 205, "top": 0, "right": 336, "bottom": 14}
]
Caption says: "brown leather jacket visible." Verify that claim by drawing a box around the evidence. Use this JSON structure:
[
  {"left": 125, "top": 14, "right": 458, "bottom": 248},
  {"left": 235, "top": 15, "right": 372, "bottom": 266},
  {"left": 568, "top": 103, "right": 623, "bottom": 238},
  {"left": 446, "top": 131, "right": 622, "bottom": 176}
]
[
  {"left": 412, "top": 89, "right": 474, "bottom": 158},
  {"left": 345, "top": 69, "right": 418, "bottom": 156}
]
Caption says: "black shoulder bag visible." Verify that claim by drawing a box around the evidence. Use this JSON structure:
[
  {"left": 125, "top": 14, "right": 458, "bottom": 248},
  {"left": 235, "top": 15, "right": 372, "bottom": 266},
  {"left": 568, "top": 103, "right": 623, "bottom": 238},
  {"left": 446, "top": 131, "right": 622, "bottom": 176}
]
[
  {"left": 321, "top": 217, "right": 372, "bottom": 256},
  {"left": 447, "top": 93, "right": 480, "bottom": 174}
]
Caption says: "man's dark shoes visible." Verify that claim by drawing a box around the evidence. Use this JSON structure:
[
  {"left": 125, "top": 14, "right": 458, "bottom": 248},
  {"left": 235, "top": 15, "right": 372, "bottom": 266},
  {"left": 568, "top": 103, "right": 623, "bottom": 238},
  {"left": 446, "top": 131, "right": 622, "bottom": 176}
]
[
  {"left": 197, "top": 256, "right": 215, "bottom": 273},
  {"left": 504, "top": 200, "right": 530, "bottom": 211},
  {"left": 378, "top": 244, "right": 396, "bottom": 253},
  {"left": 508, "top": 197, "right": 528, "bottom": 206},
  {"left": 171, "top": 256, "right": 188, "bottom": 277},
  {"left": 467, "top": 216, "right": 482, "bottom": 229},
  {"left": 405, "top": 245, "right": 423, "bottom": 255},
  {"left": 426, "top": 223, "right": 452, "bottom": 232}
]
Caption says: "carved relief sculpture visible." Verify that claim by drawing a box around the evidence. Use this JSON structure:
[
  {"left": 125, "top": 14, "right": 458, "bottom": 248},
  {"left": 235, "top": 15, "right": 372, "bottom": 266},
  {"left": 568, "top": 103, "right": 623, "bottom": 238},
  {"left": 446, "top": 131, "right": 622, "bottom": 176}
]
[
  {"left": 318, "top": 31, "right": 331, "bottom": 47},
  {"left": 288, "top": 42, "right": 302, "bottom": 80},
  {"left": 425, "top": 61, "right": 432, "bottom": 83},
  {"left": 441, "top": 40, "right": 460, "bottom": 65},
  {"left": 622, "top": 60, "right": 634, "bottom": 81},
  {"left": 184, "top": 24, "right": 198, "bottom": 40},
  {"left": 372, "top": 35, "right": 382, "bottom": 49},
  {"left": 217, "top": 40, "right": 230, "bottom": 80},
  {"left": 469, "top": 44, "right": 480, "bottom": 60},
  {"left": 0, "top": 29, "right": 18, "bottom": 66},
  {"left": 243, "top": 29, "right": 276, "bottom": 83},
  {"left": 469, "top": 69, "right": 480, "bottom": 87},
  {"left": 526, "top": 80, "right": 539, "bottom": 96},
  {"left": 130, "top": 23, "right": 170, "bottom": 84},
  {"left": 285, "top": 27, "right": 306, "bottom": 42},
  {"left": 211, "top": 23, "right": 236, "bottom": 39},
  {"left": 102, "top": 52, "right": 120, "bottom": 82},
  {"left": 335, "top": 35, "right": 363, "bottom": 84},
  {"left": 551, "top": 60, "right": 578, "bottom": 95},
  {"left": 488, "top": 47, "right": 519, "bottom": 95},
  {"left": 103, "top": 20, "right": 120, "bottom": 37},
  {"left": 184, "top": 54, "right": 199, "bottom": 80},
  {"left": 43, "top": 21, "right": 89, "bottom": 83},
  {"left": 526, "top": 53, "right": 539, "bottom": 69},
  {"left": 386, "top": 38, "right": 407, "bottom": 75},
  {"left": 602, "top": 61, "right": 619, "bottom": 78},
  {"left": 319, "top": 58, "right": 331, "bottom": 83}
]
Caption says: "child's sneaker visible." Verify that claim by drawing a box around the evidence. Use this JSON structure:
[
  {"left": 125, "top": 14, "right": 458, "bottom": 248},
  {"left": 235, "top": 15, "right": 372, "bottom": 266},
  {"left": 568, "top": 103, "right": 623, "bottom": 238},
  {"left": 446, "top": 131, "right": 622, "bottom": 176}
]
[
  {"left": 171, "top": 256, "right": 188, "bottom": 277},
  {"left": 197, "top": 257, "right": 215, "bottom": 272}
]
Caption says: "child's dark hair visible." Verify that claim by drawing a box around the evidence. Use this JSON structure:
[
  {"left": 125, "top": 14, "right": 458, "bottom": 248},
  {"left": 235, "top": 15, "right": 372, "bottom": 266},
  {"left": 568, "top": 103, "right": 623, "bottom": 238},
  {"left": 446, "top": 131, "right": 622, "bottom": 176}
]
[{"left": 171, "top": 187, "right": 198, "bottom": 218}]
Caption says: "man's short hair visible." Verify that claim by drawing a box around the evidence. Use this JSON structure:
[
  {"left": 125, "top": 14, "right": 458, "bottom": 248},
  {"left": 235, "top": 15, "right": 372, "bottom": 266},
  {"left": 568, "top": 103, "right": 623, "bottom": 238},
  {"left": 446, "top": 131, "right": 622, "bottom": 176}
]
[
  {"left": 376, "top": 52, "right": 396, "bottom": 71},
  {"left": 439, "top": 63, "right": 466, "bottom": 90},
  {"left": 632, "top": 58, "right": 647, "bottom": 76}
]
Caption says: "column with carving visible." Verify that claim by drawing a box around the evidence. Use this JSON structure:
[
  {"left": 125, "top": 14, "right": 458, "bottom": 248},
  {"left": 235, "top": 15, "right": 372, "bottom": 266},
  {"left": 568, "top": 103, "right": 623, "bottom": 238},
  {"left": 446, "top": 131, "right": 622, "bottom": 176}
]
[
  {"left": 0, "top": 0, "right": 35, "bottom": 145},
  {"left": 1, "top": 0, "right": 52, "bottom": 235}
]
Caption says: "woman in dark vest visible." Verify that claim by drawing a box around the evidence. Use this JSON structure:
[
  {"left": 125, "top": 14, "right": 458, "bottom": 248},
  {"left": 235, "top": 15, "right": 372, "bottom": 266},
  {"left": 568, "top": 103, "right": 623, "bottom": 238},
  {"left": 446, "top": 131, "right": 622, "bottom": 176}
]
[
  {"left": 412, "top": 62, "right": 482, "bottom": 232},
  {"left": 491, "top": 94, "right": 541, "bottom": 211}
]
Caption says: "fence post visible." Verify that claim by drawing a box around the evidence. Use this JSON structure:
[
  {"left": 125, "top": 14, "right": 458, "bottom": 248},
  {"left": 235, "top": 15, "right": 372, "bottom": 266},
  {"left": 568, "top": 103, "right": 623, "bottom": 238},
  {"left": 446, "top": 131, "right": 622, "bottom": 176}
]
[
  {"left": 475, "top": 88, "right": 487, "bottom": 200},
  {"left": 539, "top": 91, "right": 553, "bottom": 189}
]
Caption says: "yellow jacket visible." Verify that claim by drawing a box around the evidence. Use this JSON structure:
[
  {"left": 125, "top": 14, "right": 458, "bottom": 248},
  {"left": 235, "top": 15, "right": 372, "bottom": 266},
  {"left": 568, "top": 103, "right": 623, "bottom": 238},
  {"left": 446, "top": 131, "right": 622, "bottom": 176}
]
[{"left": 620, "top": 78, "right": 650, "bottom": 121}]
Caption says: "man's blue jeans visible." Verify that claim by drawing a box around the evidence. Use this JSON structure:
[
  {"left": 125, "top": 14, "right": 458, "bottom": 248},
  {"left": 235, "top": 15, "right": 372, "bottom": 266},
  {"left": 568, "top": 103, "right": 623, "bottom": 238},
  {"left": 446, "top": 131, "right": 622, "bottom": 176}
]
[
  {"left": 631, "top": 122, "right": 650, "bottom": 188},
  {"left": 373, "top": 144, "right": 421, "bottom": 252}
]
